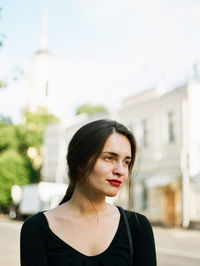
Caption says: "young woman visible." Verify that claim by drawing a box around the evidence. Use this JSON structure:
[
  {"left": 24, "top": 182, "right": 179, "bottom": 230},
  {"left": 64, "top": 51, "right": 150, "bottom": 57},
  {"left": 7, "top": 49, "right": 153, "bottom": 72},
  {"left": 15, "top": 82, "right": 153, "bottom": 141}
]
[{"left": 20, "top": 119, "right": 157, "bottom": 266}]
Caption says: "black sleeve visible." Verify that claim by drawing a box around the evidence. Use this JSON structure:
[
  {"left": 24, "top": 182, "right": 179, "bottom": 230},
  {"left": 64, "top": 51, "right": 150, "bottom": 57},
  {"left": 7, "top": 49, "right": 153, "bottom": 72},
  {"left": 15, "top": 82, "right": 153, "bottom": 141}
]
[
  {"left": 132, "top": 213, "right": 157, "bottom": 266},
  {"left": 20, "top": 214, "right": 49, "bottom": 266}
]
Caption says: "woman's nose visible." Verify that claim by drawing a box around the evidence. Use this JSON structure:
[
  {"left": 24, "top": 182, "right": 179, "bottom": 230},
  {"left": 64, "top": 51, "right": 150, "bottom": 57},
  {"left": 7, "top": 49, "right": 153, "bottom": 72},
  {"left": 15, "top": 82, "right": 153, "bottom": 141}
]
[{"left": 113, "top": 161, "right": 125, "bottom": 175}]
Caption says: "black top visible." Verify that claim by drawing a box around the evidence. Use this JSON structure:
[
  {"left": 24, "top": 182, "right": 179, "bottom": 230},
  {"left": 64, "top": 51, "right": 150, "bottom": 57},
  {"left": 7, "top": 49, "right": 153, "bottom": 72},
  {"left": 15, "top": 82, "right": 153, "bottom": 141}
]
[{"left": 20, "top": 208, "right": 157, "bottom": 266}]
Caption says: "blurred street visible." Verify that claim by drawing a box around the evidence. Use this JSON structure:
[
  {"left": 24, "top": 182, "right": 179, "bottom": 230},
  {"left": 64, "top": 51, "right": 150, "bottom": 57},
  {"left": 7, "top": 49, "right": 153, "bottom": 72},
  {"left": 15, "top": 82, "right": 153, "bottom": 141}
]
[
  {"left": 0, "top": 217, "right": 21, "bottom": 266},
  {"left": 0, "top": 217, "right": 200, "bottom": 266},
  {"left": 155, "top": 227, "right": 200, "bottom": 266}
]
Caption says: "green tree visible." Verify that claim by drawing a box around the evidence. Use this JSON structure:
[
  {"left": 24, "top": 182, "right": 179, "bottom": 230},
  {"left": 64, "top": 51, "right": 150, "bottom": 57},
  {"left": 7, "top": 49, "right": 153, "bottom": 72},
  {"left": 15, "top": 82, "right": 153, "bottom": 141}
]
[
  {"left": 0, "top": 9, "right": 55, "bottom": 209},
  {"left": 16, "top": 107, "right": 58, "bottom": 181},
  {"left": 76, "top": 103, "right": 107, "bottom": 115},
  {"left": 0, "top": 108, "right": 58, "bottom": 209},
  {"left": 16, "top": 107, "right": 59, "bottom": 152},
  {"left": 0, "top": 80, "right": 6, "bottom": 89},
  {"left": 0, "top": 150, "right": 29, "bottom": 207},
  {"left": 0, "top": 124, "right": 17, "bottom": 153}
]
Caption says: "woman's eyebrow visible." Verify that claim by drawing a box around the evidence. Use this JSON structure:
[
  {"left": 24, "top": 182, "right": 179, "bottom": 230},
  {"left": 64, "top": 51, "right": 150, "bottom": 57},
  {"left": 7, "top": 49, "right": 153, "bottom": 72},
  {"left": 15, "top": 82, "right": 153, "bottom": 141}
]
[{"left": 101, "top": 151, "right": 132, "bottom": 159}]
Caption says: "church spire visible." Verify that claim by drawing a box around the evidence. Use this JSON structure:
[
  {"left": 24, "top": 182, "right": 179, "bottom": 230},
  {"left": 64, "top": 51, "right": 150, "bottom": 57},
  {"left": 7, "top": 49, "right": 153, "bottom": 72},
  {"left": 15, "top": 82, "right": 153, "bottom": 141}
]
[{"left": 40, "top": 6, "right": 48, "bottom": 51}]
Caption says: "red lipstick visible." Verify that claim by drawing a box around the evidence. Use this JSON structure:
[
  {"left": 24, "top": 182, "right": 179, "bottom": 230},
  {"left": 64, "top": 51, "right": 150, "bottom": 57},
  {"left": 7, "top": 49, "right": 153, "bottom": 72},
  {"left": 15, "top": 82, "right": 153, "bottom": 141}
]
[{"left": 108, "top": 179, "right": 121, "bottom": 187}]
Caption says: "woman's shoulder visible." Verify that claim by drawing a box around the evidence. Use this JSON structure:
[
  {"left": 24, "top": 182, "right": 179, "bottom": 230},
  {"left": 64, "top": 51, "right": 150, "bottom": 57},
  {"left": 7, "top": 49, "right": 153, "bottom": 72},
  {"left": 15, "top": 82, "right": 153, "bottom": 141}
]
[
  {"left": 21, "top": 212, "right": 47, "bottom": 233},
  {"left": 20, "top": 212, "right": 49, "bottom": 249},
  {"left": 122, "top": 209, "right": 153, "bottom": 230},
  {"left": 126, "top": 209, "right": 149, "bottom": 220}
]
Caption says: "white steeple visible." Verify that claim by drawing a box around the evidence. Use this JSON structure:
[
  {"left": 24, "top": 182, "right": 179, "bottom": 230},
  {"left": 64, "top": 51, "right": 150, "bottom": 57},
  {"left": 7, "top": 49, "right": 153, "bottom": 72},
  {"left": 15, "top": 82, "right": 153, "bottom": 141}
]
[
  {"left": 28, "top": 5, "right": 55, "bottom": 114},
  {"left": 40, "top": 6, "right": 48, "bottom": 52}
]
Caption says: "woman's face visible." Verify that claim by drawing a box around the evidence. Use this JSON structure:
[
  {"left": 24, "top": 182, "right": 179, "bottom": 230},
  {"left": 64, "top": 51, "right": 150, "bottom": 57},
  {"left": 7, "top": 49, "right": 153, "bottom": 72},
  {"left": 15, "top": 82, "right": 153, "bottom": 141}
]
[{"left": 87, "top": 132, "right": 132, "bottom": 198}]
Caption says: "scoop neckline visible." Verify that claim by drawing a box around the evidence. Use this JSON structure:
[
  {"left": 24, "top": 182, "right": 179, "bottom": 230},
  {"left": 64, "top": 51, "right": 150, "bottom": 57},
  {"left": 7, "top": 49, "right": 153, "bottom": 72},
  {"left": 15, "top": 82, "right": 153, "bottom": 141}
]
[{"left": 40, "top": 206, "right": 122, "bottom": 258}]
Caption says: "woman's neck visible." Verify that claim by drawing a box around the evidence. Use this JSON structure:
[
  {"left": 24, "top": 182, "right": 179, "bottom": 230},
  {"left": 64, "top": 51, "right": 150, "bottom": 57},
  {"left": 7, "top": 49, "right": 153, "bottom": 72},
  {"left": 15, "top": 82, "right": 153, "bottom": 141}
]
[{"left": 66, "top": 184, "right": 109, "bottom": 216}]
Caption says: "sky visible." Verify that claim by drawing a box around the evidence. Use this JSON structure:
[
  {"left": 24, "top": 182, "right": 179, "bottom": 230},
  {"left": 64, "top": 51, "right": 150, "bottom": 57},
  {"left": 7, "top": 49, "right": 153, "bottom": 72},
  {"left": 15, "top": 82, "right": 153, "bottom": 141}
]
[{"left": 0, "top": 0, "right": 200, "bottom": 122}]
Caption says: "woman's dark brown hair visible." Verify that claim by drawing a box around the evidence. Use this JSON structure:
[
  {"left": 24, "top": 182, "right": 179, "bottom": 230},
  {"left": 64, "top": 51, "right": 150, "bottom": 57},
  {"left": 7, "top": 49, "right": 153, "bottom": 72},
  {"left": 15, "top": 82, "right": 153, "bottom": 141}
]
[{"left": 59, "top": 119, "right": 137, "bottom": 205}]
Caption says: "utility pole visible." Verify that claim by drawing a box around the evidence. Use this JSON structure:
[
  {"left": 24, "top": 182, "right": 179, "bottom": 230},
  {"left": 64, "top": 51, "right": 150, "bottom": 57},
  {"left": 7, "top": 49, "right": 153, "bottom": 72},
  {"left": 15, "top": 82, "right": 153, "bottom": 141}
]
[{"left": 181, "top": 99, "right": 190, "bottom": 228}]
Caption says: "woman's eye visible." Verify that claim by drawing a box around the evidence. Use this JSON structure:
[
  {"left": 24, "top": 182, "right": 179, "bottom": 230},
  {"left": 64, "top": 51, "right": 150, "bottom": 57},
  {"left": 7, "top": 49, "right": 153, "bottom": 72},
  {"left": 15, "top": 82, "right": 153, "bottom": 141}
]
[
  {"left": 124, "top": 160, "right": 131, "bottom": 166},
  {"left": 104, "top": 156, "right": 113, "bottom": 161}
]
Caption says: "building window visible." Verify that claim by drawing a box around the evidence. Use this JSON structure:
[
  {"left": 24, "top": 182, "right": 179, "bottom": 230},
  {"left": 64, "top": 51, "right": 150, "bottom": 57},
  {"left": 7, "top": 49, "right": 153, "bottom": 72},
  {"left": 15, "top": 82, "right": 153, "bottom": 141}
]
[
  {"left": 167, "top": 111, "right": 175, "bottom": 143},
  {"left": 135, "top": 119, "right": 148, "bottom": 148}
]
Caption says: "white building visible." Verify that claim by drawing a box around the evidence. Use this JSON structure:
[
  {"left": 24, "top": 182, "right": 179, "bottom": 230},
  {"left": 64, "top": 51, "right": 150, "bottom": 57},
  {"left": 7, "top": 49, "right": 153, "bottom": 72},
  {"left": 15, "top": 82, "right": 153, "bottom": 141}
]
[{"left": 118, "top": 79, "right": 200, "bottom": 227}]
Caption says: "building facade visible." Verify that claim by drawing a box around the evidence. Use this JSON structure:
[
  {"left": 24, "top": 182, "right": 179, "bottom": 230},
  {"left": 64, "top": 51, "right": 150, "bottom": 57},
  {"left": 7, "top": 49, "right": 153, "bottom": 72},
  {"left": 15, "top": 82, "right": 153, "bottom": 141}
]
[{"left": 118, "top": 80, "right": 200, "bottom": 227}]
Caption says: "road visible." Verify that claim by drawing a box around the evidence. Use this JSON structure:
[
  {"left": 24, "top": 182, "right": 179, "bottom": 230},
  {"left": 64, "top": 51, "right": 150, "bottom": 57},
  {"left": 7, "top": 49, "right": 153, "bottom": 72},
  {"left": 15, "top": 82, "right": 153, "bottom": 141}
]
[
  {"left": 0, "top": 217, "right": 21, "bottom": 266},
  {"left": 0, "top": 217, "right": 200, "bottom": 266},
  {"left": 155, "top": 226, "right": 200, "bottom": 266}
]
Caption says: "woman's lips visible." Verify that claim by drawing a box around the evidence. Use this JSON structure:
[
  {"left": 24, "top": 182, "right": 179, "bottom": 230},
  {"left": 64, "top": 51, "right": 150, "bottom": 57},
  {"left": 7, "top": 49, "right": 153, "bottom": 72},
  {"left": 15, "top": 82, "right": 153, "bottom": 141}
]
[{"left": 108, "top": 179, "right": 121, "bottom": 187}]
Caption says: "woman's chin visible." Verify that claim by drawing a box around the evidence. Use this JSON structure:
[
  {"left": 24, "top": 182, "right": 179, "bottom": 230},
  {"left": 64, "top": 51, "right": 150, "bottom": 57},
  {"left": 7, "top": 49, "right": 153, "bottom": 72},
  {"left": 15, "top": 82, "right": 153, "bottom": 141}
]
[{"left": 105, "top": 190, "right": 119, "bottom": 197}]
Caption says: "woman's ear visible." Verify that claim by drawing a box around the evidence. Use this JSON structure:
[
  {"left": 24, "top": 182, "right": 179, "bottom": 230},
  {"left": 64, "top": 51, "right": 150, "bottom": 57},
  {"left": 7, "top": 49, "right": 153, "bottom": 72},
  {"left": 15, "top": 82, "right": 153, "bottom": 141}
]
[{"left": 77, "top": 165, "right": 85, "bottom": 177}]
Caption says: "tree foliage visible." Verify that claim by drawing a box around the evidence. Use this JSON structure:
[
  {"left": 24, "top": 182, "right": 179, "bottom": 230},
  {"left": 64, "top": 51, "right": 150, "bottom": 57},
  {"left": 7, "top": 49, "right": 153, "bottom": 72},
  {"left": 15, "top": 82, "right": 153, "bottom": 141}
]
[
  {"left": 0, "top": 150, "right": 29, "bottom": 206},
  {"left": 0, "top": 122, "right": 18, "bottom": 153},
  {"left": 76, "top": 103, "right": 107, "bottom": 115},
  {"left": 0, "top": 8, "right": 52, "bottom": 208},
  {"left": 17, "top": 107, "right": 58, "bottom": 152},
  {"left": 0, "top": 108, "right": 58, "bottom": 209}
]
